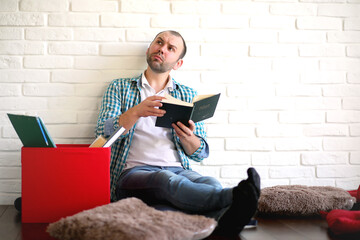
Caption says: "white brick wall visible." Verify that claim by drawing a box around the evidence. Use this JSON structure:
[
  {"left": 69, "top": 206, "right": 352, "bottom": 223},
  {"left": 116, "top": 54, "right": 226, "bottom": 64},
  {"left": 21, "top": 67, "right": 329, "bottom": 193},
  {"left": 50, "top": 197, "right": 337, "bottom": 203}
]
[{"left": 0, "top": 0, "right": 359, "bottom": 204}]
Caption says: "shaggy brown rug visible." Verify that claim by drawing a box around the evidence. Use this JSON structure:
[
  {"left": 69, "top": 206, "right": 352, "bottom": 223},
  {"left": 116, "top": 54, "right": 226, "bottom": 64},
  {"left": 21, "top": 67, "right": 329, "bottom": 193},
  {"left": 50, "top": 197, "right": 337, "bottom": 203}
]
[
  {"left": 258, "top": 185, "right": 356, "bottom": 217},
  {"left": 47, "top": 197, "right": 216, "bottom": 240}
]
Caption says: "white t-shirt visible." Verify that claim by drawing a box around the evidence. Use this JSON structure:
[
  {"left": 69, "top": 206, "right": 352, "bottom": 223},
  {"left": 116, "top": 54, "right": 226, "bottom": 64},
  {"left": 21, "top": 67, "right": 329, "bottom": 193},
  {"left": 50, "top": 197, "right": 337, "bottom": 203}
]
[{"left": 125, "top": 73, "right": 181, "bottom": 169}]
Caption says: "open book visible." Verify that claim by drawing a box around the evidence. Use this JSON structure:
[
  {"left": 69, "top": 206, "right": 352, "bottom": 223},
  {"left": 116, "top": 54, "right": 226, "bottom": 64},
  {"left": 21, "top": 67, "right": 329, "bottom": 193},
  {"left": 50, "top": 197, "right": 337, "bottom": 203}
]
[{"left": 155, "top": 93, "right": 220, "bottom": 128}]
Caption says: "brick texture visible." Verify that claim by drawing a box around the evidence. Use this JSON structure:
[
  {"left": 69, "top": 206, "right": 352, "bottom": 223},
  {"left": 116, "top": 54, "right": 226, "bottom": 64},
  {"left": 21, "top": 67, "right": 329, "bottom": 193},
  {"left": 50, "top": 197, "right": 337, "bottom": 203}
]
[{"left": 0, "top": 0, "right": 359, "bottom": 204}]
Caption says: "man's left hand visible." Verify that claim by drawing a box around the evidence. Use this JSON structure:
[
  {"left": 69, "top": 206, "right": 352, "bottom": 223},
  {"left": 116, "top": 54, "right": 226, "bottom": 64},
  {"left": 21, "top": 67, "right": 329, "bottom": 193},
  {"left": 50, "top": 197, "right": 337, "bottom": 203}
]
[{"left": 172, "top": 120, "right": 201, "bottom": 156}]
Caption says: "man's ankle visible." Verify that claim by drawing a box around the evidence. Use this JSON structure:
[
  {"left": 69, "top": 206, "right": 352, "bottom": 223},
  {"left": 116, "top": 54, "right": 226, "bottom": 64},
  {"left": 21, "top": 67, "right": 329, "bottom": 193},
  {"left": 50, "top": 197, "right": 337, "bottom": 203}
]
[{"left": 14, "top": 197, "right": 21, "bottom": 213}]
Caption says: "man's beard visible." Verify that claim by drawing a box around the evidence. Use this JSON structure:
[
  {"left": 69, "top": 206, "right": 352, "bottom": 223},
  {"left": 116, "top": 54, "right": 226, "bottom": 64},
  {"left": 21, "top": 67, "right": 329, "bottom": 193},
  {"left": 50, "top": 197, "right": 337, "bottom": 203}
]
[{"left": 146, "top": 52, "right": 176, "bottom": 73}]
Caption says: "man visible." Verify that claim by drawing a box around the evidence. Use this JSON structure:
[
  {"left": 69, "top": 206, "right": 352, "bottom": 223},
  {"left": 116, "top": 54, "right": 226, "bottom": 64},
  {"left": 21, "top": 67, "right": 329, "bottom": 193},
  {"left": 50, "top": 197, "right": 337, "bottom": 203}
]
[{"left": 96, "top": 30, "right": 260, "bottom": 237}]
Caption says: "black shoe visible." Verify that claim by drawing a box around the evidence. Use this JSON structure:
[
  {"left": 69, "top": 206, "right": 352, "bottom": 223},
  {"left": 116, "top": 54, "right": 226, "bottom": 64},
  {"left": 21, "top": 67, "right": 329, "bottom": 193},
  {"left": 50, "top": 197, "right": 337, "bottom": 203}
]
[
  {"left": 14, "top": 197, "right": 21, "bottom": 213},
  {"left": 213, "top": 168, "right": 261, "bottom": 237}
]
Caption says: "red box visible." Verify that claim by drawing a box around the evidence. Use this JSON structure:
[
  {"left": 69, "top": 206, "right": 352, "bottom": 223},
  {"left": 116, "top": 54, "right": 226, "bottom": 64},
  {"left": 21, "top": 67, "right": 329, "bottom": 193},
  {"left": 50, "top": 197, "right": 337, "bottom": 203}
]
[{"left": 21, "top": 144, "right": 111, "bottom": 223}]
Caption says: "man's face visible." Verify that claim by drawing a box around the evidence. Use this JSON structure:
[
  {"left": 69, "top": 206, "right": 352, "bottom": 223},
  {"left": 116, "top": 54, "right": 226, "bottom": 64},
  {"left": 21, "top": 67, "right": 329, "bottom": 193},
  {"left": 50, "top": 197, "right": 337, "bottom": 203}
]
[{"left": 146, "top": 32, "right": 184, "bottom": 73}]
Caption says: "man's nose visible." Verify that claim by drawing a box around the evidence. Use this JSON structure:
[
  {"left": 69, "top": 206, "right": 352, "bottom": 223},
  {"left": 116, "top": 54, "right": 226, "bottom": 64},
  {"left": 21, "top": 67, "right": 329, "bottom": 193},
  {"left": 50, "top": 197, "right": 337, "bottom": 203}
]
[{"left": 158, "top": 45, "right": 165, "bottom": 54}]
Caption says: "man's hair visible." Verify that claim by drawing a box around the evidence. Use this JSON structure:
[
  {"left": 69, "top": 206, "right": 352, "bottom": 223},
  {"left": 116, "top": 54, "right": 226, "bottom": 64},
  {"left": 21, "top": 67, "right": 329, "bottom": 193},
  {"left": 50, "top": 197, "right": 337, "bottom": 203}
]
[{"left": 152, "top": 30, "right": 187, "bottom": 60}]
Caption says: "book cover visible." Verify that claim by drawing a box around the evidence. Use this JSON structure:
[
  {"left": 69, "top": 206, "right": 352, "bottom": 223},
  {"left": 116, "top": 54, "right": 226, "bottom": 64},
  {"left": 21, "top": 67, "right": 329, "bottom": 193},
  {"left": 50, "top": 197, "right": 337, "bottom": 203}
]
[
  {"left": 37, "top": 117, "right": 56, "bottom": 147},
  {"left": 155, "top": 93, "right": 220, "bottom": 128},
  {"left": 7, "top": 114, "right": 56, "bottom": 148},
  {"left": 90, "top": 126, "right": 126, "bottom": 148},
  {"left": 103, "top": 126, "right": 126, "bottom": 147}
]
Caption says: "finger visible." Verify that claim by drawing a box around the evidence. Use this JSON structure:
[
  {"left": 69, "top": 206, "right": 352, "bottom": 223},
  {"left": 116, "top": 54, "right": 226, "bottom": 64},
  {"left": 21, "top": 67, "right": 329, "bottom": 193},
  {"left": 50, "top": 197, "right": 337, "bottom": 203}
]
[
  {"left": 147, "top": 96, "right": 165, "bottom": 102},
  {"left": 146, "top": 108, "right": 166, "bottom": 117},
  {"left": 146, "top": 101, "right": 163, "bottom": 108},
  {"left": 188, "top": 120, "right": 196, "bottom": 131},
  {"left": 172, "top": 122, "right": 179, "bottom": 132},
  {"left": 141, "top": 100, "right": 162, "bottom": 110},
  {"left": 172, "top": 123, "right": 184, "bottom": 138},
  {"left": 175, "top": 121, "right": 193, "bottom": 136}
]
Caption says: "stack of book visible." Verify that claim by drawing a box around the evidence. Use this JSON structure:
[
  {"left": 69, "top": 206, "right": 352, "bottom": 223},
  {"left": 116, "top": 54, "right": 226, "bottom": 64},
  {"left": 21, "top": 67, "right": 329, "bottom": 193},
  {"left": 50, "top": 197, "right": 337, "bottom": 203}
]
[{"left": 7, "top": 113, "right": 125, "bottom": 148}]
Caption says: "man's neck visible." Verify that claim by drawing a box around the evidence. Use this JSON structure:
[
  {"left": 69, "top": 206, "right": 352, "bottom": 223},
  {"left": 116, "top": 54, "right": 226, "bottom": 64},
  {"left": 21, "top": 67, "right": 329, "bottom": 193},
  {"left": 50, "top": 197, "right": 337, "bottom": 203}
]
[{"left": 144, "top": 68, "right": 170, "bottom": 93}]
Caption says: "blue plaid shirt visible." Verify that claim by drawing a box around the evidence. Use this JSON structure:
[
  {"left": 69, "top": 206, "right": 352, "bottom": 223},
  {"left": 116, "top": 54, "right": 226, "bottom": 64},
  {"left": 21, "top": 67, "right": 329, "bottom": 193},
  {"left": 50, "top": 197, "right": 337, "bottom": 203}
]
[{"left": 96, "top": 74, "right": 209, "bottom": 201}]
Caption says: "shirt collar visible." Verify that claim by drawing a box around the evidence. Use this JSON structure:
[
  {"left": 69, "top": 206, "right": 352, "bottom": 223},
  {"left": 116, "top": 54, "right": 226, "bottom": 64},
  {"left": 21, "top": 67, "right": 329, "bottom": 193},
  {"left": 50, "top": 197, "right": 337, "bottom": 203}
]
[{"left": 140, "top": 71, "right": 175, "bottom": 92}]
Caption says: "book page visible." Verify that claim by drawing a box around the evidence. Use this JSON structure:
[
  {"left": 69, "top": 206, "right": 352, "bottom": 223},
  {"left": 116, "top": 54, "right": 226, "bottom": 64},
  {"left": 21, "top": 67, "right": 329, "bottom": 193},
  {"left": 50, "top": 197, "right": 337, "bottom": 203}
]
[
  {"left": 161, "top": 94, "right": 193, "bottom": 107},
  {"left": 89, "top": 135, "right": 106, "bottom": 148},
  {"left": 193, "top": 94, "right": 216, "bottom": 102}
]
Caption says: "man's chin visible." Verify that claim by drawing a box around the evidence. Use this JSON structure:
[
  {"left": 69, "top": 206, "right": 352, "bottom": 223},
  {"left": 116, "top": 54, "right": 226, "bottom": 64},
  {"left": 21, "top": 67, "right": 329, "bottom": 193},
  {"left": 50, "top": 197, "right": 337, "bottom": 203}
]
[{"left": 149, "top": 64, "right": 166, "bottom": 73}]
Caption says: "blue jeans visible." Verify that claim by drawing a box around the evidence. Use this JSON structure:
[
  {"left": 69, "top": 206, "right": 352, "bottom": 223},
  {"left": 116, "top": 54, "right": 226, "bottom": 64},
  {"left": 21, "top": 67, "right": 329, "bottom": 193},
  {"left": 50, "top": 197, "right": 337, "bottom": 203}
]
[{"left": 116, "top": 165, "right": 233, "bottom": 219}]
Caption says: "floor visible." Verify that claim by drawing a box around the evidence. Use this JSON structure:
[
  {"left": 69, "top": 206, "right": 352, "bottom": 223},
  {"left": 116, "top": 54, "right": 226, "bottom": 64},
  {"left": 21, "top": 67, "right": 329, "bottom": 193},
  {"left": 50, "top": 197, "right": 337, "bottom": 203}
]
[{"left": 1, "top": 205, "right": 359, "bottom": 240}]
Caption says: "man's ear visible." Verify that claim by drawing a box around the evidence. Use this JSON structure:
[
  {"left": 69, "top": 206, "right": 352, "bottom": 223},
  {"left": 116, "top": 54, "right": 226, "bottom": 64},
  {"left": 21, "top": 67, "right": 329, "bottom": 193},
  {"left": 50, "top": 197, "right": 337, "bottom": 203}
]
[{"left": 172, "top": 59, "right": 183, "bottom": 70}]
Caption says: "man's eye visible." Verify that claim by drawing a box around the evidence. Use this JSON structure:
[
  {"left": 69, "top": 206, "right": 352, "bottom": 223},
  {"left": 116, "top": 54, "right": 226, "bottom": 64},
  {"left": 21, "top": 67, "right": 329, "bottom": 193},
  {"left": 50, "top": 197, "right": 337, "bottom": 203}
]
[{"left": 157, "top": 41, "right": 162, "bottom": 45}]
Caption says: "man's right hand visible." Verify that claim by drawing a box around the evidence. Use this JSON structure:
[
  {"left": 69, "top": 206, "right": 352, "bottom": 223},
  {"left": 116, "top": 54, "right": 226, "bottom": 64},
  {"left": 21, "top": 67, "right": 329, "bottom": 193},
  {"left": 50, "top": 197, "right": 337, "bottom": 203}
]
[
  {"left": 118, "top": 96, "right": 166, "bottom": 130},
  {"left": 133, "top": 96, "right": 166, "bottom": 118}
]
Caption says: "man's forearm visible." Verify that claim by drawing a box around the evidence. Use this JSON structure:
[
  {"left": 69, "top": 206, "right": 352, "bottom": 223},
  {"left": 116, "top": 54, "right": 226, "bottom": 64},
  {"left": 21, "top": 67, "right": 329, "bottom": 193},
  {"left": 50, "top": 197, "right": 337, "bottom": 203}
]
[
  {"left": 179, "top": 134, "right": 201, "bottom": 156},
  {"left": 118, "top": 107, "right": 139, "bottom": 130}
]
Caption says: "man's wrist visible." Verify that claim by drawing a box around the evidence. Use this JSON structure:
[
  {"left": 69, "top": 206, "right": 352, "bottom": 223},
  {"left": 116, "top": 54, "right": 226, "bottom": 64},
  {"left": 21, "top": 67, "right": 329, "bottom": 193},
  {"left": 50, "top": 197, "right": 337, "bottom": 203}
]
[{"left": 118, "top": 108, "right": 138, "bottom": 130}]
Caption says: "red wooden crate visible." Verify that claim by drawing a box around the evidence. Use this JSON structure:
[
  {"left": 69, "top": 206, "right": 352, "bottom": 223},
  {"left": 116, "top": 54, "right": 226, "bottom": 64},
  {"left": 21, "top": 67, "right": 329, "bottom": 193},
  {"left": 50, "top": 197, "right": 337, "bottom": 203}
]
[{"left": 21, "top": 144, "right": 111, "bottom": 223}]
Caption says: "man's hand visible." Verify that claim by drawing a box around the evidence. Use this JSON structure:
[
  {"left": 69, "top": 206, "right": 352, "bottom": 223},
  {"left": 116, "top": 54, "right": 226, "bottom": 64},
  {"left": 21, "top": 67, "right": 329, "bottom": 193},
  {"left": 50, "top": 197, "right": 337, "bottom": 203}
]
[
  {"left": 119, "top": 96, "right": 165, "bottom": 130},
  {"left": 172, "top": 120, "right": 201, "bottom": 156},
  {"left": 132, "top": 96, "right": 166, "bottom": 118}
]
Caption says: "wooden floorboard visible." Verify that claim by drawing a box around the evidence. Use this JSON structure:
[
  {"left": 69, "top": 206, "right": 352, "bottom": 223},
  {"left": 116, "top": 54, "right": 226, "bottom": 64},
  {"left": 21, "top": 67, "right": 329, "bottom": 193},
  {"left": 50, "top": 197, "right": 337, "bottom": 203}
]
[
  {"left": 0, "top": 205, "right": 8, "bottom": 217},
  {"left": 240, "top": 221, "right": 279, "bottom": 240},
  {"left": 278, "top": 218, "right": 331, "bottom": 240},
  {"left": 0, "top": 206, "right": 21, "bottom": 240},
  {"left": 251, "top": 218, "right": 311, "bottom": 240},
  {"left": 0, "top": 205, "right": 359, "bottom": 240}
]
